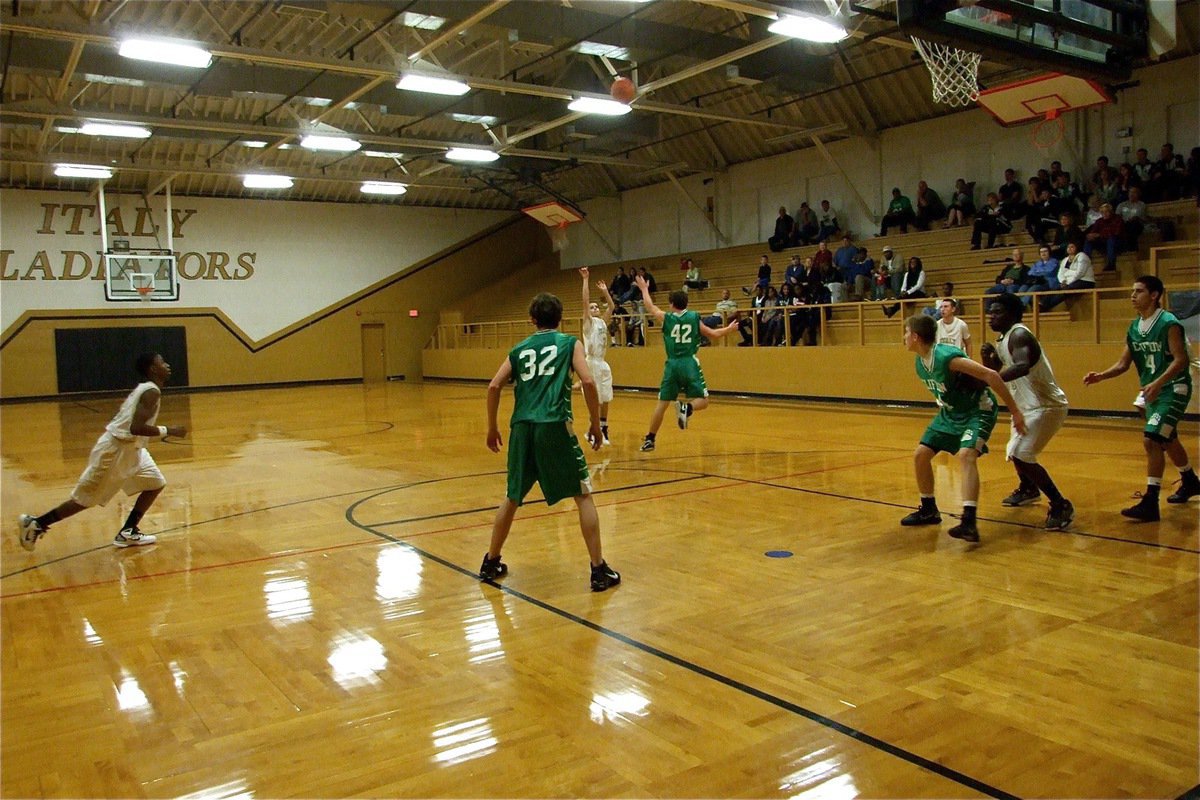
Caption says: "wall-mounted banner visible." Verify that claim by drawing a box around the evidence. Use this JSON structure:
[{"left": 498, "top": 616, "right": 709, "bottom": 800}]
[{"left": 1, "top": 189, "right": 509, "bottom": 340}]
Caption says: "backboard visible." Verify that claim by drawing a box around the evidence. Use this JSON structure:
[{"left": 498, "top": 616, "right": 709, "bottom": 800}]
[
  {"left": 521, "top": 201, "right": 584, "bottom": 227},
  {"left": 897, "top": 0, "right": 1149, "bottom": 81},
  {"left": 104, "top": 251, "right": 180, "bottom": 302},
  {"left": 976, "top": 73, "right": 1112, "bottom": 126}
]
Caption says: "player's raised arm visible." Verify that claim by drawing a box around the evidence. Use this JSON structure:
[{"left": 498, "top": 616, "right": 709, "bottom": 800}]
[
  {"left": 486, "top": 357, "right": 513, "bottom": 452},
  {"left": 951, "top": 355, "right": 1027, "bottom": 436},
  {"left": 634, "top": 275, "right": 666, "bottom": 323},
  {"left": 596, "top": 280, "right": 615, "bottom": 324},
  {"left": 580, "top": 267, "right": 591, "bottom": 315},
  {"left": 1083, "top": 344, "right": 1133, "bottom": 385},
  {"left": 571, "top": 339, "right": 603, "bottom": 450}
]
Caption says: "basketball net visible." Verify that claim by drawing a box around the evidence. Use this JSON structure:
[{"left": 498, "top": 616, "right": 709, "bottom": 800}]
[
  {"left": 548, "top": 221, "right": 570, "bottom": 253},
  {"left": 1032, "top": 108, "right": 1065, "bottom": 150},
  {"left": 912, "top": 37, "right": 982, "bottom": 107}
]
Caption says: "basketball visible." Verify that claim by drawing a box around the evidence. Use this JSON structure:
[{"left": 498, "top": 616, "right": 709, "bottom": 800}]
[{"left": 610, "top": 77, "right": 636, "bottom": 104}]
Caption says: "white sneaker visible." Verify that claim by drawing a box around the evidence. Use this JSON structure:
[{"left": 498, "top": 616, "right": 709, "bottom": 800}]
[
  {"left": 602, "top": 435, "right": 611, "bottom": 446},
  {"left": 113, "top": 527, "right": 157, "bottom": 548},
  {"left": 676, "top": 401, "right": 690, "bottom": 430},
  {"left": 18, "top": 514, "right": 45, "bottom": 551}
]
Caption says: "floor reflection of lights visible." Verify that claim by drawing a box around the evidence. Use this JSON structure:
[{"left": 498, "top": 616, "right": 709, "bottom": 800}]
[
  {"left": 462, "top": 612, "right": 504, "bottom": 665},
  {"left": 263, "top": 572, "right": 312, "bottom": 623},
  {"left": 115, "top": 672, "right": 151, "bottom": 714},
  {"left": 82, "top": 617, "right": 103, "bottom": 646},
  {"left": 328, "top": 632, "right": 387, "bottom": 690},
  {"left": 588, "top": 689, "right": 649, "bottom": 724},
  {"left": 431, "top": 718, "right": 497, "bottom": 766},
  {"left": 779, "top": 754, "right": 857, "bottom": 800},
  {"left": 177, "top": 777, "right": 254, "bottom": 800},
  {"left": 376, "top": 547, "right": 424, "bottom": 619}
]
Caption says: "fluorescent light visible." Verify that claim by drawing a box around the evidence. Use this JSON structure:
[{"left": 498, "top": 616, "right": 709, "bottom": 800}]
[
  {"left": 242, "top": 174, "right": 293, "bottom": 189},
  {"left": 445, "top": 147, "right": 499, "bottom": 163},
  {"left": 118, "top": 38, "right": 213, "bottom": 68},
  {"left": 768, "top": 15, "right": 849, "bottom": 42},
  {"left": 363, "top": 150, "right": 404, "bottom": 159},
  {"left": 572, "top": 41, "right": 632, "bottom": 60},
  {"left": 82, "top": 73, "right": 146, "bottom": 87},
  {"left": 397, "top": 73, "right": 470, "bottom": 96},
  {"left": 401, "top": 12, "right": 446, "bottom": 31},
  {"left": 361, "top": 181, "right": 408, "bottom": 196},
  {"left": 448, "top": 113, "right": 500, "bottom": 126},
  {"left": 55, "top": 164, "right": 113, "bottom": 179},
  {"left": 55, "top": 125, "right": 81, "bottom": 133},
  {"left": 80, "top": 122, "right": 152, "bottom": 139},
  {"left": 567, "top": 97, "right": 632, "bottom": 116},
  {"left": 300, "top": 134, "right": 361, "bottom": 152},
  {"left": 241, "top": 140, "right": 268, "bottom": 148}
]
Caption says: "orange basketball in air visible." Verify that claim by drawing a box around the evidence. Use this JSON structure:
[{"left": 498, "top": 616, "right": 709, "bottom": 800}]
[{"left": 610, "top": 77, "right": 636, "bottom": 104}]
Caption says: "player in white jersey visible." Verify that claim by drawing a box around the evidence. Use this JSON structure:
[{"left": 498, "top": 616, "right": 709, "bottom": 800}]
[
  {"left": 17, "top": 353, "right": 188, "bottom": 550},
  {"left": 580, "top": 268, "right": 614, "bottom": 445},
  {"left": 980, "top": 292, "right": 1074, "bottom": 530},
  {"left": 935, "top": 297, "right": 972, "bottom": 358}
]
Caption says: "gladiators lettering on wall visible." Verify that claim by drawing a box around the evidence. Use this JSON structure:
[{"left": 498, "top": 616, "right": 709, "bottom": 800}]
[{"left": 0, "top": 203, "right": 256, "bottom": 281}]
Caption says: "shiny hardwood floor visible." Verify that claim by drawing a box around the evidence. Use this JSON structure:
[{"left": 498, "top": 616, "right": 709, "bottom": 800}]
[{"left": 2, "top": 381, "right": 1197, "bottom": 799}]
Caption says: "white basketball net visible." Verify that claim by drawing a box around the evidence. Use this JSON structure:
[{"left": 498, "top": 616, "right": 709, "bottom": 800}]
[{"left": 912, "top": 37, "right": 982, "bottom": 107}]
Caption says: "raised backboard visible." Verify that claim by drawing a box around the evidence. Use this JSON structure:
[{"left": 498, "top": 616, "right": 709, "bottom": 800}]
[{"left": 976, "top": 72, "right": 1112, "bottom": 126}]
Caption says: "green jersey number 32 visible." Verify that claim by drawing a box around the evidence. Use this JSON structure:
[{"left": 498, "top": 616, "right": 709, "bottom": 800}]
[{"left": 517, "top": 345, "right": 558, "bottom": 381}]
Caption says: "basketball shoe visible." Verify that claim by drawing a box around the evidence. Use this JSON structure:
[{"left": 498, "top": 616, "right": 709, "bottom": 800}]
[
  {"left": 113, "top": 527, "right": 157, "bottom": 548},
  {"left": 479, "top": 553, "right": 508, "bottom": 581},
  {"left": 1044, "top": 499, "right": 1074, "bottom": 531},
  {"left": 947, "top": 521, "right": 980, "bottom": 543},
  {"left": 900, "top": 507, "right": 941, "bottom": 526},
  {"left": 1167, "top": 472, "right": 1200, "bottom": 504},
  {"left": 1001, "top": 486, "right": 1040, "bottom": 507},
  {"left": 590, "top": 561, "right": 621, "bottom": 592},
  {"left": 1120, "top": 497, "right": 1159, "bottom": 522},
  {"left": 17, "top": 514, "right": 46, "bottom": 551},
  {"left": 676, "top": 401, "right": 692, "bottom": 430},
  {"left": 639, "top": 436, "right": 655, "bottom": 452}
]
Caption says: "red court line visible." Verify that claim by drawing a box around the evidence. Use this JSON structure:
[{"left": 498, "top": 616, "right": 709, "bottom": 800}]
[{"left": 1, "top": 454, "right": 908, "bottom": 599}]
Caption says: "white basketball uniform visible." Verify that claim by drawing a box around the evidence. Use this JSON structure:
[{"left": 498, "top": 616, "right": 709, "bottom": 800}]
[
  {"left": 72, "top": 381, "right": 167, "bottom": 507},
  {"left": 583, "top": 316, "right": 614, "bottom": 403},
  {"left": 936, "top": 317, "right": 971, "bottom": 352},
  {"left": 996, "top": 323, "right": 1068, "bottom": 463}
]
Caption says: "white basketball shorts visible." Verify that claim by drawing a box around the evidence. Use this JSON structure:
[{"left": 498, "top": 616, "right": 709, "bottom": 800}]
[
  {"left": 1006, "top": 406, "right": 1067, "bottom": 464},
  {"left": 71, "top": 432, "right": 166, "bottom": 507},
  {"left": 589, "top": 359, "right": 613, "bottom": 403}
]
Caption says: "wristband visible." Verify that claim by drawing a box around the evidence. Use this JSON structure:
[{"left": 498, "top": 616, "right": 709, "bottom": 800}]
[{"left": 158, "top": 425, "right": 168, "bottom": 437}]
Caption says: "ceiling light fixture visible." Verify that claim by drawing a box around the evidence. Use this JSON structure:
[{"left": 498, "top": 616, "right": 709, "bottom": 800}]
[
  {"left": 80, "top": 122, "right": 152, "bottom": 139},
  {"left": 300, "top": 134, "right": 361, "bottom": 152},
  {"left": 55, "top": 164, "right": 114, "bottom": 179},
  {"left": 397, "top": 73, "right": 471, "bottom": 96},
  {"left": 767, "top": 15, "right": 849, "bottom": 43},
  {"left": 363, "top": 150, "right": 405, "bottom": 159},
  {"left": 360, "top": 181, "right": 408, "bottom": 196},
  {"left": 445, "top": 147, "right": 500, "bottom": 163},
  {"left": 567, "top": 97, "right": 633, "bottom": 116},
  {"left": 118, "top": 37, "right": 213, "bottom": 68},
  {"left": 242, "top": 174, "right": 294, "bottom": 189},
  {"left": 241, "top": 140, "right": 268, "bottom": 148}
]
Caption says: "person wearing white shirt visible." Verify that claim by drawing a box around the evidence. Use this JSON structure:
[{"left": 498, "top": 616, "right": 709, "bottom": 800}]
[
  {"left": 1039, "top": 242, "right": 1095, "bottom": 312},
  {"left": 935, "top": 297, "right": 972, "bottom": 358}
]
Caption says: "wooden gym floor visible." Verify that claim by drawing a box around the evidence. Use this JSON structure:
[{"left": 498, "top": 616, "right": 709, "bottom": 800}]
[{"left": 1, "top": 381, "right": 1196, "bottom": 798}]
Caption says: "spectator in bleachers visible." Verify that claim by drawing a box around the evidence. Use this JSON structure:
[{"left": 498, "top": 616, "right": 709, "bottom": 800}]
[
  {"left": 759, "top": 286, "right": 784, "bottom": 346},
  {"left": 1082, "top": 195, "right": 1102, "bottom": 228},
  {"left": 833, "top": 234, "right": 857, "bottom": 276},
  {"left": 1084, "top": 202, "right": 1124, "bottom": 271},
  {"left": 944, "top": 178, "right": 975, "bottom": 228},
  {"left": 1149, "top": 143, "right": 1187, "bottom": 201},
  {"left": 819, "top": 257, "right": 846, "bottom": 305},
  {"left": 798, "top": 266, "right": 831, "bottom": 346},
  {"left": 879, "top": 244, "right": 903, "bottom": 297},
  {"left": 1049, "top": 160, "right": 1065, "bottom": 183},
  {"left": 1051, "top": 172, "right": 1084, "bottom": 217},
  {"left": 701, "top": 289, "right": 739, "bottom": 333},
  {"left": 879, "top": 187, "right": 915, "bottom": 236},
  {"left": 777, "top": 282, "right": 805, "bottom": 346},
  {"left": 738, "top": 285, "right": 769, "bottom": 346},
  {"left": 1132, "top": 148, "right": 1153, "bottom": 184},
  {"left": 1115, "top": 162, "right": 1140, "bottom": 202},
  {"left": 796, "top": 202, "right": 819, "bottom": 245},
  {"left": 846, "top": 247, "right": 875, "bottom": 301},
  {"left": 1089, "top": 155, "right": 1110, "bottom": 194},
  {"left": 985, "top": 248, "right": 1030, "bottom": 295},
  {"left": 817, "top": 200, "right": 840, "bottom": 242},
  {"left": 883, "top": 257, "right": 927, "bottom": 318},
  {"left": 913, "top": 180, "right": 946, "bottom": 231},
  {"left": 1024, "top": 185, "right": 1058, "bottom": 242},
  {"left": 1019, "top": 245, "right": 1060, "bottom": 309},
  {"left": 742, "top": 254, "right": 771, "bottom": 295},
  {"left": 1039, "top": 241, "right": 1095, "bottom": 312},
  {"left": 768, "top": 206, "right": 795, "bottom": 252},
  {"left": 783, "top": 254, "right": 805, "bottom": 288},
  {"left": 1093, "top": 168, "right": 1120, "bottom": 208},
  {"left": 610, "top": 266, "right": 632, "bottom": 303},
  {"left": 813, "top": 238, "right": 834, "bottom": 272},
  {"left": 998, "top": 168, "right": 1026, "bottom": 223},
  {"left": 1048, "top": 211, "right": 1086, "bottom": 261},
  {"left": 871, "top": 260, "right": 891, "bottom": 301},
  {"left": 637, "top": 266, "right": 657, "bottom": 295},
  {"left": 682, "top": 258, "right": 708, "bottom": 292},
  {"left": 971, "top": 192, "right": 1012, "bottom": 250},
  {"left": 1116, "top": 186, "right": 1148, "bottom": 249}
]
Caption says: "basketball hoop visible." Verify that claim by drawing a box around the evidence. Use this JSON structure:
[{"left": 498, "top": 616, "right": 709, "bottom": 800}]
[
  {"left": 1032, "top": 108, "right": 1064, "bottom": 150},
  {"left": 548, "top": 221, "right": 570, "bottom": 253},
  {"left": 912, "top": 37, "right": 982, "bottom": 107},
  {"left": 136, "top": 286, "right": 154, "bottom": 302}
]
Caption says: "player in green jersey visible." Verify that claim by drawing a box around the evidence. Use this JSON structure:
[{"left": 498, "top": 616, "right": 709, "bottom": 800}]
[
  {"left": 902, "top": 314, "right": 1026, "bottom": 543},
  {"left": 1084, "top": 275, "right": 1200, "bottom": 521},
  {"left": 481, "top": 292, "right": 620, "bottom": 592},
  {"left": 632, "top": 273, "right": 739, "bottom": 452}
]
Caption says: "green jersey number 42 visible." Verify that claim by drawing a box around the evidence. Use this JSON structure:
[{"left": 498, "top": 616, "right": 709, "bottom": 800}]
[{"left": 669, "top": 326, "right": 693, "bottom": 345}]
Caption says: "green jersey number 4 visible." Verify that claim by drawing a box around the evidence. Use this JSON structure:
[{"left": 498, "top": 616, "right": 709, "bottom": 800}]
[{"left": 517, "top": 345, "right": 559, "bottom": 381}]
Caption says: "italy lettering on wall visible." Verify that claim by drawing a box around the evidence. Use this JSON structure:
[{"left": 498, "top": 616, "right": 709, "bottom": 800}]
[{"left": 1, "top": 202, "right": 255, "bottom": 281}]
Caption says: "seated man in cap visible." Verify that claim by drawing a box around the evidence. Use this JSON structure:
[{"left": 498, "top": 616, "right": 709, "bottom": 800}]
[{"left": 879, "top": 245, "right": 903, "bottom": 299}]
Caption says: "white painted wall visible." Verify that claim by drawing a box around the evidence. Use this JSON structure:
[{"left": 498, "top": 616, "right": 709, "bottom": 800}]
[
  {"left": 560, "top": 54, "right": 1199, "bottom": 268},
  {"left": 1, "top": 190, "right": 510, "bottom": 340}
]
